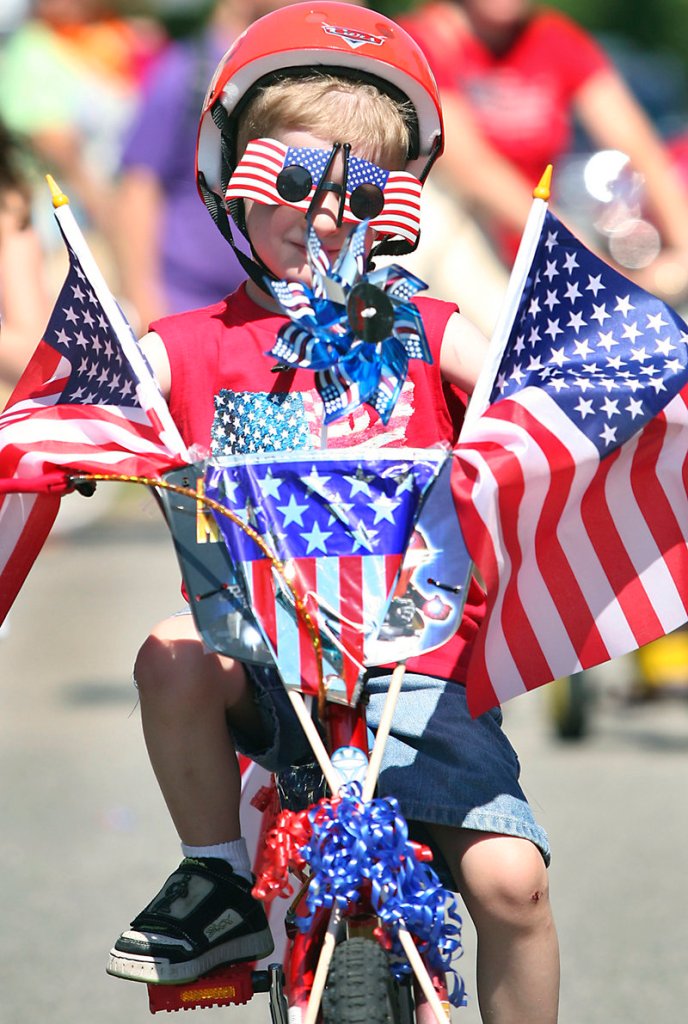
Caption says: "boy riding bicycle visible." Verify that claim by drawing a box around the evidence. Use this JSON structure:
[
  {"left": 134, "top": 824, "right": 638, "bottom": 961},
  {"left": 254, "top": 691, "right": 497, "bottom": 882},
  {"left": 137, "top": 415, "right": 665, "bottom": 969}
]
[{"left": 106, "top": 5, "right": 559, "bottom": 1020}]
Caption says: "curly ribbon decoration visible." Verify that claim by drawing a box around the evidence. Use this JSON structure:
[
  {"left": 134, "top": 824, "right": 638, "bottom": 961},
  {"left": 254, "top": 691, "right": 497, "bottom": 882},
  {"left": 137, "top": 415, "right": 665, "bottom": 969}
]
[
  {"left": 267, "top": 222, "right": 433, "bottom": 425},
  {"left": 252, "top": 783, "right": 466, "bottom": 1007},
  {"left": 252, "top": 806, "right": 311, "bottom": 901}
]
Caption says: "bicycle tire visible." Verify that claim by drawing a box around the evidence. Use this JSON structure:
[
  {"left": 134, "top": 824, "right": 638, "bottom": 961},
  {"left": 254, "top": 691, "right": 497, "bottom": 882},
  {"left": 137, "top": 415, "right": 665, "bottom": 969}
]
[
  {"left": 322, "top": 936, "right": 405, "bottom": 1024},
  {"left": 547, "top": 672, "right": 589, "bottom": 740}
]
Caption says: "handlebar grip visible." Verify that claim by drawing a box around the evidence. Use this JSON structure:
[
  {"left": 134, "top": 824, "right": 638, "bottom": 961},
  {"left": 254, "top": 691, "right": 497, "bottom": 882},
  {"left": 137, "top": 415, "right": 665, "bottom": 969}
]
[{"left": 0, "top": 471, "right": 74, "bottom": 495}]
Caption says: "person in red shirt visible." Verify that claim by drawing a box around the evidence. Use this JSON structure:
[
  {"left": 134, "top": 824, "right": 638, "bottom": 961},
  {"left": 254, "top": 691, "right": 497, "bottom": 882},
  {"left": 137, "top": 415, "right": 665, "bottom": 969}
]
[
  {"left": 402, "top": 0, "right": 688, "bottom": 298},
  {"left": 0, "top": 118, "right": 51, "bottom": 394}
]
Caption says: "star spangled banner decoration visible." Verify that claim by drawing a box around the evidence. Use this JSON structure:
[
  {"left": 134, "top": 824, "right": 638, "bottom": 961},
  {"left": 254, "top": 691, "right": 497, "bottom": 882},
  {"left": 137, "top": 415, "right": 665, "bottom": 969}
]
[
  {"left": 455, "top": 206, "right": 688, "bottom": 715},
  {"left": 0, "top": 182, "right": 189, "bottom": 624},
  {"left": 267, "top": 221, "right": 432, "bottom": 426},
  {"left": 210, "top": 389, "right": 320, "bottom": 456},
  {"left": 204, "top": 447, "right": 455, "bottom": 704},
  {"left": 226, "top": 137, "right": 422, "bottom": 244}
]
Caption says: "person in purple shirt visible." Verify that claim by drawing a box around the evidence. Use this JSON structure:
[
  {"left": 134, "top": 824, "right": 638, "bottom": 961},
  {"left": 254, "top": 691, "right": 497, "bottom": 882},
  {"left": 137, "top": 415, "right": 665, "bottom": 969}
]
[{"left": 115, "top": 1, "right": 274, "bottom": 330}]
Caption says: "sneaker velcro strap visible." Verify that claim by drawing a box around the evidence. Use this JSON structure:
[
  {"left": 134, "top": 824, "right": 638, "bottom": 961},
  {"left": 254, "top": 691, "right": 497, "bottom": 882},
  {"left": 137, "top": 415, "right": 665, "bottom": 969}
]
[{"left": 128, "top": 858, "right": 258, "bottom": 945}]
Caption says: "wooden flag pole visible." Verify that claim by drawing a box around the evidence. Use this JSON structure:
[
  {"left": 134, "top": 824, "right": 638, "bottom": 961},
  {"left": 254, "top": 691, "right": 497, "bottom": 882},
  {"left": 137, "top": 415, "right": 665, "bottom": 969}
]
[
  {"left": 303, "top": 907, "right": 341, "bottom": 1024},
  {"left": 361, "top": 660, "right": 406, "bottom": 802},
  {"left": 462, "top": 165, "right": 552, "bottom": 431},
  {"left": 287, "top": 689, "right": 343, "bottom": 794}
]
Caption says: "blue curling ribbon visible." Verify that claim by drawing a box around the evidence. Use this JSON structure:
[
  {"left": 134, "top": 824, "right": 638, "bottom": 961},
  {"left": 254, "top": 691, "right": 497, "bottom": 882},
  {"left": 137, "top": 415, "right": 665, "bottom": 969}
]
[
  {"left": 296, "top": 782, "right": 467, "bottom": 1007},
  {"left": 266, "top": 222, "right": 432, "bottom": 426}
]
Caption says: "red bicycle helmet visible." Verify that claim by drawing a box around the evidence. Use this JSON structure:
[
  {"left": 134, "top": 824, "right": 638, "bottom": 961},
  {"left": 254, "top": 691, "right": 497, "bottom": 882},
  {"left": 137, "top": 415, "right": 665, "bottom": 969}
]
[{"left": 195, "top": 2, "right": 444, "bottom": 275}]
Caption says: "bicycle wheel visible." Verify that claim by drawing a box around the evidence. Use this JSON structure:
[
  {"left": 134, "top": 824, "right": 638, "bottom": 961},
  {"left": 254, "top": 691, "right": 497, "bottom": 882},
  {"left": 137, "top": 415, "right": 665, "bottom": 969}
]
[
  {"left": 322, "top": 936, "right": 409, "bottom": 1024},
  {"left": 546, "top": 672, "right": 589, "bottom": 740}
]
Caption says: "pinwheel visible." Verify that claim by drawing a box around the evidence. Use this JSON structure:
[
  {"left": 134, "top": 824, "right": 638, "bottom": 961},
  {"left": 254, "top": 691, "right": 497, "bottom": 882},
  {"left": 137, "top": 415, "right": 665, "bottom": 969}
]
[{"left": 267, "top": 221, "right": 432, "bottom": 424}]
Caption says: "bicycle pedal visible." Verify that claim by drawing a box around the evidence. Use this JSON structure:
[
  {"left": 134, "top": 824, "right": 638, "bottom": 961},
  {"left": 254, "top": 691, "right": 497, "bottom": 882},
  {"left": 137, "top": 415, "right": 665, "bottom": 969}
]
[{"left": 147, "top": 962, "right": 256, "bottom": 1013}]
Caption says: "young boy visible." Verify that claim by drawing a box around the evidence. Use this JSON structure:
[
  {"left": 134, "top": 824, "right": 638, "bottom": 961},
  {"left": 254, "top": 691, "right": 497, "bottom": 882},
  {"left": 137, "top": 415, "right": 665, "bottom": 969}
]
[{"left": 107, "top": 5, "right": 559, "bottom": 1021}]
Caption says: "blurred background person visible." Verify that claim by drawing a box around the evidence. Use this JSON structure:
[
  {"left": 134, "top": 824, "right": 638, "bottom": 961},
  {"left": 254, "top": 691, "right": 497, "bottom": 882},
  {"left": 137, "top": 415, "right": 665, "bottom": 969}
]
[
  {"left": 395, "top": 0, "right": 688, "bottom": 330},
  {"left": 0, "top": 118, "right": 51, "bottom": 398},
  {"left": 115, "top": 0, "right": 247, "bottom": 330},
  {"left": 0, "top": 0, "right": 31, "bottom": 36},
  {"left": 0, "top": 0, "right": 165, "bottom": 268},
  {"left": 114, "top": 1, "right": 304, "bottom": 332},
  {"left": 0, "top": 1, "right": 168, "bottom": 535}
]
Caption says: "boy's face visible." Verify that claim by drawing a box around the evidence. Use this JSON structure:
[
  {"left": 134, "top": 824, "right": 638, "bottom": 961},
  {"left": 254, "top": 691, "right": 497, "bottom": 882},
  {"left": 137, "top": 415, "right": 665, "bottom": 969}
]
[{"left": 242, "top": 130, "right": 382, "bottom": 296}]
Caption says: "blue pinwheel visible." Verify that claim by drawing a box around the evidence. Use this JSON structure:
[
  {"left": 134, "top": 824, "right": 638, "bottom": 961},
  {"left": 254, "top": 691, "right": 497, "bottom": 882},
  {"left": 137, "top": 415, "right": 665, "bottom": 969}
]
[{"left": 267, "top": 222, "right": 432, "bottom": 425}]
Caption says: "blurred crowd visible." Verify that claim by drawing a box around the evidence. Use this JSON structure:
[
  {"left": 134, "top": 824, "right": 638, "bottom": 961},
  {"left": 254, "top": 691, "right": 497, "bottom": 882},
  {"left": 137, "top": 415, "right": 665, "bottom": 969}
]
[
  {"left": 0, "top": 0, "right": 257, "bottom": 401},
  {"left": 3, "top": 0, "right": 688, "bottom": 399}
]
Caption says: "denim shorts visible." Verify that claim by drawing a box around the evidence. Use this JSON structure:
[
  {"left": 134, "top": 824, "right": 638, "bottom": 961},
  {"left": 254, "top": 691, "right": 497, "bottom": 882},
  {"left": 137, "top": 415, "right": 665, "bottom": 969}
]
[
  {"left": 365, "top": 672, "right": 551, "bottom": 881},
  {"left": 231, "top": 663, "right": 316, "bottom": 770},
  {"left": 235, "top": 666, "right": 551, "bottom": 886}
]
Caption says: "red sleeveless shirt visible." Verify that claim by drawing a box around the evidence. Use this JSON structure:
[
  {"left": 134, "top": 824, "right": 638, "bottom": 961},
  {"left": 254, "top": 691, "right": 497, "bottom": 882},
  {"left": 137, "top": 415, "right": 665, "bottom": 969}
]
[{"left": 152, "top": 284, "right": 485, "bottom": 682}]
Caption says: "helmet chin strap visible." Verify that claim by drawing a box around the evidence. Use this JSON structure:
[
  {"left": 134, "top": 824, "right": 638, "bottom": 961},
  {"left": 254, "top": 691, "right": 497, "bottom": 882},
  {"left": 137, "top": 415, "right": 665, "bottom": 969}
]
[
  {"left": 198, "top": 171, "right": 277, "bottom": 295},
  {"left": 200, "top": 142, "right": 354, "bottom": 294},
  {"left": 368, "top": 134, "right": 442, "bottom": 261}
]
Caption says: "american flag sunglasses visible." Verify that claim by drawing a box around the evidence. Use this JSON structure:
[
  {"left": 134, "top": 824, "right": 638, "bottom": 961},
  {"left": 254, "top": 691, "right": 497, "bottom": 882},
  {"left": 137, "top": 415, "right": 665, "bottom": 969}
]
[{"left": 226, "top": 138, "right": 422, "bottom": 246}]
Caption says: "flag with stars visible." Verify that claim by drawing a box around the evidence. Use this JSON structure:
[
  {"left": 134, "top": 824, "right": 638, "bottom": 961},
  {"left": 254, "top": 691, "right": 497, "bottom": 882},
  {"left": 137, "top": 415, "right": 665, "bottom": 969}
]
[
  {"left": 456, "top": 208, "right": 688, "bottom": 715},
  {"left": 0, "top": 196, "right": 188, "bottom": 625},
  {"left": 204, "top": 448, "right": 453, "bottom": 704}
]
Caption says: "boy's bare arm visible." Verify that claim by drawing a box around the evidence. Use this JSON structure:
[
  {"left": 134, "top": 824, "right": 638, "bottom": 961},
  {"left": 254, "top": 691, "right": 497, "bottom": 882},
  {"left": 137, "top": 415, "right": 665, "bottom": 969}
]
[
  {"left": 139, "top": 331, "right": 172, "bottom": 398},
  {"left": 438, "top": 311, "right": 489, "bottom": 396}
]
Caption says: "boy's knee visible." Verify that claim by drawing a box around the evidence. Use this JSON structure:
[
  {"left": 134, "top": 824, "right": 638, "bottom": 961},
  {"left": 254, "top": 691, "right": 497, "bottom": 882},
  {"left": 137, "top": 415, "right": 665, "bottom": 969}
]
[
  {"left": 134, "top": 632, "right": 180, "bottom": 694},
  {"left": 133, "top": 619, "right": 248, "bottom": 712},
  {"left": 462, "top": 836, "right": 552, "bottom": 931},
  {"left": 133, "top": 623, "right": 203, "bottom": 695},
  {"left": 489, "top": 858, "right": 551, "bottom": 928}
]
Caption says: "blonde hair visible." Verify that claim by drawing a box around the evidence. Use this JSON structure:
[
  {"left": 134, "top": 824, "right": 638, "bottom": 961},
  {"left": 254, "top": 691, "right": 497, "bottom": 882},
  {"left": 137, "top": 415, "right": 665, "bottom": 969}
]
[{"left": 237, "top": 75, "right": 413, "bottom": 169}]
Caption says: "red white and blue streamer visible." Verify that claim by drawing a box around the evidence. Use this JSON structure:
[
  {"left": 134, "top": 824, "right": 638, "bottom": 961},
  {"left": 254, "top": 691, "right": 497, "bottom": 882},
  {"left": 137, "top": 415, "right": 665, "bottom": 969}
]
[{"left": 253, "top": 781, "right": 466, "bottom": 1007}]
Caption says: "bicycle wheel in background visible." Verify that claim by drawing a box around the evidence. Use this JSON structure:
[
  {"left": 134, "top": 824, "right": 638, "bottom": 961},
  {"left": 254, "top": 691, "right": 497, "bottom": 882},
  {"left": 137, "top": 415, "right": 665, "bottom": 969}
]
[{"left": 546, "top": 672, "right": 590, "bottom": 740}]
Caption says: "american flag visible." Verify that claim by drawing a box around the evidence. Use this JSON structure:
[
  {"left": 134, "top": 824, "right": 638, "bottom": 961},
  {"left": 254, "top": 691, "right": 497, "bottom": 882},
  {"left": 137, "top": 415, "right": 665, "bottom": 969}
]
[
  {"left": 0, "top": 199, "right": 188, "bottom": 624},
  {"left": 456, "top": 209, "right": 688, "bottom": 715},
  {"left": 226, "top": 138, "right": 422, "bottom": 245},
  {"left": 205, "top": 449, "right": 443, "bottom": 703}
]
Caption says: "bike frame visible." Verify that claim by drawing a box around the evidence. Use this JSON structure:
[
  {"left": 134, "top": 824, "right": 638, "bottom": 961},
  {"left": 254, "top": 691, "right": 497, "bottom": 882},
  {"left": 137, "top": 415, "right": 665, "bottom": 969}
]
[{"left": 145, "top": 695, "right": 451, "bottom": 1022}]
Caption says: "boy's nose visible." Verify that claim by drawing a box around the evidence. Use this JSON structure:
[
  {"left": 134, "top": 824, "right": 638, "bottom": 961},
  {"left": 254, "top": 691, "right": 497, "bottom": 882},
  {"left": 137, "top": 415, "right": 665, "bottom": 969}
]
[{"left": 307, "top": 183, "right": 346, "bottom": 233}]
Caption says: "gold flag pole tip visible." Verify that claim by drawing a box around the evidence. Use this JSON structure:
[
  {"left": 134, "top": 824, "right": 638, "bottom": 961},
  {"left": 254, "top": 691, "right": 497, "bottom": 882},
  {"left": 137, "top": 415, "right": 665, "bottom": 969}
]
[
  {"left": 46, "top": 174, "right": 70, "bottom": 208},
  {"left": 533, "top": 164, "right": 553, "bottom": 201}
]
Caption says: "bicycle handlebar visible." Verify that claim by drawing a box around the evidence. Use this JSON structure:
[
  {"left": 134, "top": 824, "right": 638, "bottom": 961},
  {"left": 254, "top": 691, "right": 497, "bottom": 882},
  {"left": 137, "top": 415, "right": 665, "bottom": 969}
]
[{"left": 0, "top": 471, "right": 74, "bottom": 495}]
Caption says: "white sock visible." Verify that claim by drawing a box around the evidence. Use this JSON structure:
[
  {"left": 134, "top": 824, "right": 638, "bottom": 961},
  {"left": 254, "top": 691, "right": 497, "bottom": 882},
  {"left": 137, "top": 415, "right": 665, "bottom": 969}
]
[{"left": 180, "top": 838, "right": 253, "bottom": 882}]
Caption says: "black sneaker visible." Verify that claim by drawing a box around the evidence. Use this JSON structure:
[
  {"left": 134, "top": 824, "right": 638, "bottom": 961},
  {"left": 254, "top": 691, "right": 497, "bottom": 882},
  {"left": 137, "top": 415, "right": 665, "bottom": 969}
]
[{"left": 106, "top": 858, "right": 274, "bottom": 984}]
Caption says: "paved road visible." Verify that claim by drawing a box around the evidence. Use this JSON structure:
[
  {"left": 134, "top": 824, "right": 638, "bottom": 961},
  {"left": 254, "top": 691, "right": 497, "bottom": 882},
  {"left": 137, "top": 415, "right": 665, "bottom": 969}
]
[{"left": 1, "top": 485, "right": 687, "bottom": 1023}]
